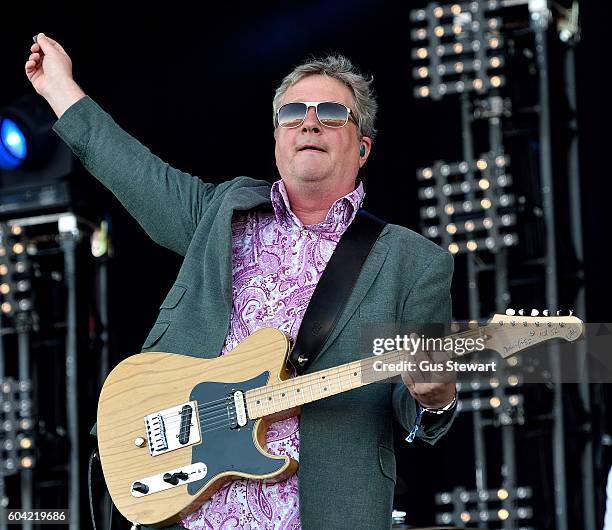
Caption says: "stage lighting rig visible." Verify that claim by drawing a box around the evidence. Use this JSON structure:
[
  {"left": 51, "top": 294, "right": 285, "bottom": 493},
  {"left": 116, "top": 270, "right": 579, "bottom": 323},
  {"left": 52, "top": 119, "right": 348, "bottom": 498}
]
[
  {"left": 435, "top": 485, "right": 533, "bottom": 528},
  {"left": 0, "top": 378, "right": 35, "bottom": 477},
  {"left": 417, "top": 150, "right": 518, "bottom": 254},
  {"left": 410, "top": 1, "right": 506, "bottom": 100},
  {"left": 0, "top": 223, "right": 36, "bottom": 332}
]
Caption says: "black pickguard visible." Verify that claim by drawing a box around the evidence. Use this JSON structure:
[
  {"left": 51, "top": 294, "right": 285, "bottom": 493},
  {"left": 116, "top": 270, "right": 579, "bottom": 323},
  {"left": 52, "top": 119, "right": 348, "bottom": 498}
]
[{"left": 187, "top": 371, "right": 286, "bottom": 495}]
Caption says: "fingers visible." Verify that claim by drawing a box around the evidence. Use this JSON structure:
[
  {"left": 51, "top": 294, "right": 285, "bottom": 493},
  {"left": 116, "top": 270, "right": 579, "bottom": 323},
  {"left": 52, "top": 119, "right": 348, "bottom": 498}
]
[{"left": 34, "top": 33, "right": 65, "bottom": 55}]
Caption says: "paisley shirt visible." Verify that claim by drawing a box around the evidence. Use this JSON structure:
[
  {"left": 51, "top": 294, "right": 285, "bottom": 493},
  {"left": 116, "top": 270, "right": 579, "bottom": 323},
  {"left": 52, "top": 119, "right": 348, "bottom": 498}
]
[{"left": 181, "top": 179, "right": 365, "bottom": 530}]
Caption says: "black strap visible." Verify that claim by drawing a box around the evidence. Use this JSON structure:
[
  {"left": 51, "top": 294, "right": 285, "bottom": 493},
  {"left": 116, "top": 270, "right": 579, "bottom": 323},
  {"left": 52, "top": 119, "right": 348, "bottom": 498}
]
[{"left": 289, "top": 209, "right": 387, "bottom": 375}]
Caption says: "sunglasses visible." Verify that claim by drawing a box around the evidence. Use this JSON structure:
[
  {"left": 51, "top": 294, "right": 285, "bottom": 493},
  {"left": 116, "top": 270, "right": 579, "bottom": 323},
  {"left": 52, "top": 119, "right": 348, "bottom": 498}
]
[{"left": 276, "top": 101, "right": 357, "bottom": 129}]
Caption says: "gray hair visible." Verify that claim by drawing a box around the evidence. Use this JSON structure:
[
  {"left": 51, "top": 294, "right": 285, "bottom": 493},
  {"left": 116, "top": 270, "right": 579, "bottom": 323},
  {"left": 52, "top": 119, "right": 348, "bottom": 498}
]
[{"left": 272, "top": 54, "right": 378, "bottom": 141}]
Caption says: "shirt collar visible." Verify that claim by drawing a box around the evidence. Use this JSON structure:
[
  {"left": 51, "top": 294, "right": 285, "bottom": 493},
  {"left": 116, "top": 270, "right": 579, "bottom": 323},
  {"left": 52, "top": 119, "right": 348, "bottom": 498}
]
[{"left": 270, "top": 179, "right": 365, "bottom": 233}]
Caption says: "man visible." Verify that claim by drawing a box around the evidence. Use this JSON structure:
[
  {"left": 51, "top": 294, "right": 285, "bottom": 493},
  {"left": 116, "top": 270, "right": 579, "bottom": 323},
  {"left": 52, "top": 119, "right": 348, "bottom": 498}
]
[{"left": 25, "top": 33, "right": 457, "bottom": 530}]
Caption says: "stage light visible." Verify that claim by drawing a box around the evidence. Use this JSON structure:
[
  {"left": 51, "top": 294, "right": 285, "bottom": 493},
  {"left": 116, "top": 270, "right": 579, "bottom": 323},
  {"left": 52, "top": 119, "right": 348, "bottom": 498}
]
[
  {"left": 481, "top": 198, "right": 492, "bottom": 209},
  {"left": 417, "top": 67, "right": 429, "bottom": 78},
  {"left": 20, "top": 456, "right": 34, "bottom": 469},
  {"left": 1, "top": 302, "right": 11, "bottom": 313},
  {"left": 498, "top": 509, "right": 509, "bottom": 520},
  {"left": 451, "top": 4, "right": 461, "bottom": 15},
  {"left": 490, "top": 56, "right": 502, "bottom": 68},
  {"left": 12, "top": 243, "right": 24, "bottom": 254},
  {"left": 446, "top": 223, "right": 458, "bottom": 235},
  {"left": 0, "top": 118, "right": 27, "bottom": 169},
  {"left": 417, "top": 47, "right": 428, "bottom": 59},
  {"left": 466, "top": 240, "right": 478, "bottom": 252},
  {"left": 490, "top": 397, "right": 501, "bottom": 408},
  {"left": 414, "top": 28, "right": 427, "bottom": 40},
  {"left": 10, "top": 225, "right": 22, "bottom": 235},
  {"left": 478, "top": 178, "right": 490, "bottom": 190},
  {"left": 491, "top": 76, "right": 502, "bottom": 88},
  {"left": 449, "top": 243, "right": 460, "bottom": 254},
  {"left": 422, "top": 167, "right": 433, "bottom": 179},
  {"left": 0, "top": 283, "right": 9, "bottom": 294},
  {"left": 460, "top": 512, "right": 471, "bottom": 523},
  {"left": 497, "top": 488, "right": 509, "bottom": 500},
  {"left": 489, "top": 377, "right": 499, "bottom": 388},
  {"left": 508, "top": 375, "right": 519, "bottom": 386},
  {"left": 0, "top": 264, "right": 7, "bottom": 275},
  {"left": 19, "top": 437, "right": 32, "bottom": 449}
]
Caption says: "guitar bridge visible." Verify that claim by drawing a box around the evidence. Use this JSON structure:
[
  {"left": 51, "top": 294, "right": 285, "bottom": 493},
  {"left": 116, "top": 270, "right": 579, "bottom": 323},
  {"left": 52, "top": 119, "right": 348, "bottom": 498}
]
[{"left": 144, "top": 401, "right": 201, "bottom": 456}]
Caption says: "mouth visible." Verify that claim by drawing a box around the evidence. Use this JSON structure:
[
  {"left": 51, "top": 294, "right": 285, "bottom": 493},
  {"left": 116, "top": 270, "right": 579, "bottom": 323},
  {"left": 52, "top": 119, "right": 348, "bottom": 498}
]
[{"left": 297, "top": 145, "right": 326, "bottom": 153}]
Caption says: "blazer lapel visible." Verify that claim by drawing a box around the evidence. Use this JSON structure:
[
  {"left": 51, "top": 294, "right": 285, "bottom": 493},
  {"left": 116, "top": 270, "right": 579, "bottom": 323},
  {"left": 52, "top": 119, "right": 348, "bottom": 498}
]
[{"left": 207, "top": 185, "right": 273, "bottom": 358}]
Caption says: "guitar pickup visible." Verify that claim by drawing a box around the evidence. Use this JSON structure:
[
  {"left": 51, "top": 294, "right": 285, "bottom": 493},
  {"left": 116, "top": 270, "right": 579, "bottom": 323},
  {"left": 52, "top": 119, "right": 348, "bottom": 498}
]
[{"left": 144, "top": 401, "right": 201, "bottom": 456}]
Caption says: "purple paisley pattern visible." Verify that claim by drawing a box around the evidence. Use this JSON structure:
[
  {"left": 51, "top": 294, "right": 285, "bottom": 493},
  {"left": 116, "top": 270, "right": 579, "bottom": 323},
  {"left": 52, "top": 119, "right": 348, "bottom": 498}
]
[{"left": 181, "top": 180, "right": 364, "bottom": 530}]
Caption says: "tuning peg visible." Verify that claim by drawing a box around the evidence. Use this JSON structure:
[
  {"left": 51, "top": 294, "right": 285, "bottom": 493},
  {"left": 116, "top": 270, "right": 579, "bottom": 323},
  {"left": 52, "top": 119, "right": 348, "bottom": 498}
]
[
  {"left": 518, "top": 309, "right": 525, "bottom": 316},
  {"left": 543, "top": 310, "right": 550, "bottom": 316},
  {"left": 531, "top": 309, "right": 539, "bottom": 316},
  {"left": 505, "top": 308, "right": 515, "bottom": 316},
  {"left": 556, "top": 310, "right": 562, "bottom": 316},
  {"left": 569, "top": 309, "right": 574, "bottom": 316}
]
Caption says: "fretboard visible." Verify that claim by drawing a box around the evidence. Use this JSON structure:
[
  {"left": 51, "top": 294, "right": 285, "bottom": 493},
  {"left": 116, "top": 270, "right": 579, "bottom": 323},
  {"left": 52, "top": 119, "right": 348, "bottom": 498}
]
[{"left": 245, "top": 326, "right": 488, "bottom": 419}]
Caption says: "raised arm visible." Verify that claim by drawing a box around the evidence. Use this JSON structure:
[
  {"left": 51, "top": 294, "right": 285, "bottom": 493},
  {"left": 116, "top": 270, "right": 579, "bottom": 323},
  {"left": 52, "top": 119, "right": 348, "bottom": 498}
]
[{"left": 25, "top": 33, "right": 220, "bottom": 256}]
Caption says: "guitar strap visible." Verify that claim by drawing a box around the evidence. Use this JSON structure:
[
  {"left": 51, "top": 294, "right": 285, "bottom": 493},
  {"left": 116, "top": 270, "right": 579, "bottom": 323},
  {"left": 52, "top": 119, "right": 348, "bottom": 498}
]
[{"left": 289, "top": 208, "right": 387, "bottom": 375}]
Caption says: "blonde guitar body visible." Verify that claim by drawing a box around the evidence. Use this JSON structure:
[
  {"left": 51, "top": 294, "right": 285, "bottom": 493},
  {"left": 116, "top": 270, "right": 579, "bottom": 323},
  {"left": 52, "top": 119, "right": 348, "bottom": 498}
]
[{"left": 97, "top": 328, "right": 297, "bottom": 527}]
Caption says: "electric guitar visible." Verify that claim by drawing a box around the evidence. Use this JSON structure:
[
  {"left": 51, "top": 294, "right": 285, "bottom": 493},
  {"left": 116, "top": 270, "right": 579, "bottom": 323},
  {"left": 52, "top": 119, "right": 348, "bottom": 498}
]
[{"left": 96, "top": 312, "right": 583, "bottom": 526}]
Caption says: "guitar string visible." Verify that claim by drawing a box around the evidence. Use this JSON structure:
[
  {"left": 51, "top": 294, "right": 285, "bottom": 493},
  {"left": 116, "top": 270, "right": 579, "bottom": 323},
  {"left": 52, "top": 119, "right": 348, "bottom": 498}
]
[
  {"left": 160, "top": 322, "right": 520, "bottom": 431},
  {"left": 157, "top": 320, "right": 547, "bottom": 424},
  {"left": 159, "top": 321, "right": 567, "bottom": 432},
  {"left": 164, "top": 342, "right": 475, "bottom": 433}
]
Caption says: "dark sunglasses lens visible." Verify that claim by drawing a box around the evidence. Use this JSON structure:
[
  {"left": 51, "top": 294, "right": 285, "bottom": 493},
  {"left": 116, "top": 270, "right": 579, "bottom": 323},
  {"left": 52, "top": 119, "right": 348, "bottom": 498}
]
[
  {"left": 278, "top": 103, "right": 307, "bottom": 128},
  {"left": 317, "top": 102, "right": 349, "bottom": 127}
]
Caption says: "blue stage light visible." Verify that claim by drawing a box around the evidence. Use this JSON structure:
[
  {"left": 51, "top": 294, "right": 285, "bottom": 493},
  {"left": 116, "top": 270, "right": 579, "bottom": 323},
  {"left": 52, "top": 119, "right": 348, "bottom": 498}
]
[{"left": 0, "top": 118, "right": 28, "bottom": 169}]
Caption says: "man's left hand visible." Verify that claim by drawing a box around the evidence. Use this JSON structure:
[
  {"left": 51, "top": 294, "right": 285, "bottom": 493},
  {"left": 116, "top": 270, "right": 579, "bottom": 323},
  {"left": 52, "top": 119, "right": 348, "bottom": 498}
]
[{"left": 400, "top": 333, "right": 457, "bottom": 409}]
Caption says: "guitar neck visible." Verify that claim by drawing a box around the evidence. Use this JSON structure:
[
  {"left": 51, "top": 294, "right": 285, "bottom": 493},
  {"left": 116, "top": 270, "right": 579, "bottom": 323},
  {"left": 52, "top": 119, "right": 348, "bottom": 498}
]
[
  {"left": 245, "top": 326, "right": 489, "bottom": 420},
  {"left": 245, "top": 313, "right": 584, "bottom": 420}
]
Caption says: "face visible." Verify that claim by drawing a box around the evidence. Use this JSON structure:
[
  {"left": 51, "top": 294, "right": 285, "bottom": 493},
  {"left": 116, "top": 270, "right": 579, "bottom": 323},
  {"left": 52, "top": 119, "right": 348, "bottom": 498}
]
[{"left": 274, "top": 75, "right": 371, "bottom": 192}]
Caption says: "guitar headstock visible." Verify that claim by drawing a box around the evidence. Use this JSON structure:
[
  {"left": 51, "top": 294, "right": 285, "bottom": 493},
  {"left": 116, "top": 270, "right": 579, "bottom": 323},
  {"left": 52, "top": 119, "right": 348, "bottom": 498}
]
[{"left": 486, "top": 310, "right": 584, "bottom": 358}]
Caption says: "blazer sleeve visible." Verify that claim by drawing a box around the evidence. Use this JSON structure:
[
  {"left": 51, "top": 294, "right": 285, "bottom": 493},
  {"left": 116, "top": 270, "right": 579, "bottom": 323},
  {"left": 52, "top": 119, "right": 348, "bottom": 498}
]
[
  {"left": 52, "top": 96, "right": 231, "bottom": 256},
  {"left": 392, "top": 250, "right": 457, "bottom": 445}
]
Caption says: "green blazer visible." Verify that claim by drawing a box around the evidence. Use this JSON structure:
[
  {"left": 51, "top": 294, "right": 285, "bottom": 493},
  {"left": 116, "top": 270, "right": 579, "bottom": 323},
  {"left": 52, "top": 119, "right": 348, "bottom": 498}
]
[{"left": 53, "top": 96, "right": 456, "bottom": 530}]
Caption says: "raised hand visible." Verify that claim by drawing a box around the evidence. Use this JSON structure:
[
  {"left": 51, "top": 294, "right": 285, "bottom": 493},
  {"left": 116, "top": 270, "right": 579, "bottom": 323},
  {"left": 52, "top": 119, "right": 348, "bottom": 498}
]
[{"left": 25, "top": 33, "right": 86, "bottom": 118}]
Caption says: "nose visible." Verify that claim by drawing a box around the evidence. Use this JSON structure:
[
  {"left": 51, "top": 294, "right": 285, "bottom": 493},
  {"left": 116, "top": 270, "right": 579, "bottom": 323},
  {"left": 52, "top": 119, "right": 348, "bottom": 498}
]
[{"left": 301, "top": 106, "right": 321, "bottom": 133}]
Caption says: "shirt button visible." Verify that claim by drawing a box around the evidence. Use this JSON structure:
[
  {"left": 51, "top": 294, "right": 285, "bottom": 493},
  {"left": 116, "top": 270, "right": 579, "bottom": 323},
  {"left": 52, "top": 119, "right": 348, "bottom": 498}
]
[{"left": 301, "top": 229, "right": 309, "bottom": 237}]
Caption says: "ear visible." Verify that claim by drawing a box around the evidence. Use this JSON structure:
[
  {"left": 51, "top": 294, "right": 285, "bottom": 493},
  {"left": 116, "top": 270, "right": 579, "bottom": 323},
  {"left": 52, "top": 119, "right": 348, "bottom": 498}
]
[{"left": 358, "top": 136, "right": 373, "bottom": 168}]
